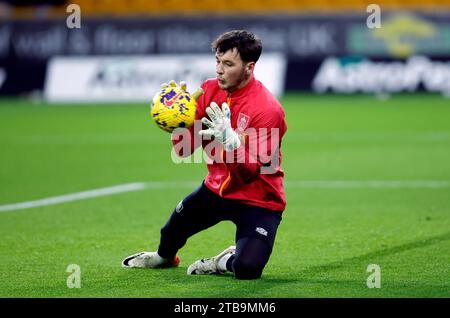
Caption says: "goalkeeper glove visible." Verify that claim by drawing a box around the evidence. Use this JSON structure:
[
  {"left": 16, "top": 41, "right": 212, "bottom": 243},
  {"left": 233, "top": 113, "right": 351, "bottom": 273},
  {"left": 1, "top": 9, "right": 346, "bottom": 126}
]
[
  {"left": 153, "top": 80, "right": 203, "bottom": 103},
  {"left": 199, "top": 102, "right": 241, "bottom": 152}
]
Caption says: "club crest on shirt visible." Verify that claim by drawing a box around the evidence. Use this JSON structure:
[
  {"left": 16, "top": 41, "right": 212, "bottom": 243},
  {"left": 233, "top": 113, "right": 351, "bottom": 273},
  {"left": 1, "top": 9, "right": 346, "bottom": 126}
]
[{"left": 237, "top": 113, "right": 250, "bottom": 132}]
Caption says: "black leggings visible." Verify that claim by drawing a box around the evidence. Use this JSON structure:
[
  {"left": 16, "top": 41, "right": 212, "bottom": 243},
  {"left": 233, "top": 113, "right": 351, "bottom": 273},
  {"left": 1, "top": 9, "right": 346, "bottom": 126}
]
[{"left": 157, "top": 182, "right": 282, "bottom": 280}]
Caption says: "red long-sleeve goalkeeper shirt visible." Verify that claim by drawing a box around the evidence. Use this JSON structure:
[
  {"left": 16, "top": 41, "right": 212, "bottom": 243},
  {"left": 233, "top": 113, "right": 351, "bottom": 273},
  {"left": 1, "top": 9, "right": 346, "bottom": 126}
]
[{"left": 172, "top": 76, "right": 287, "bottom": 212}]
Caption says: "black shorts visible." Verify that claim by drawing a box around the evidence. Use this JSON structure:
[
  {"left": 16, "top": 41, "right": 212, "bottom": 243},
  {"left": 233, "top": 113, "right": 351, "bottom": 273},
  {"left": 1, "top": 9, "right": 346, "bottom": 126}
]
[{"left": 158, "top": 181, "right": 283, "bottom": 258}]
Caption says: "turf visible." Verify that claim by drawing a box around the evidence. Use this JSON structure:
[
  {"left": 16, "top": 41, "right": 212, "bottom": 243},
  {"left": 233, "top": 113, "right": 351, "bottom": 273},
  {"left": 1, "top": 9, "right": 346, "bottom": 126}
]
[{"left": 0, "top": 93, "right": 449, "bottom": 297}]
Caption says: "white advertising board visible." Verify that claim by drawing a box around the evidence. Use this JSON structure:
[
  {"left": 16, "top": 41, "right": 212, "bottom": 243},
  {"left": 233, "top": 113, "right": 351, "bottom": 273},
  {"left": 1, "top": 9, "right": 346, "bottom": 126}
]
[{"left": 45, "top": 54, "right": 286, "bottom": 103}]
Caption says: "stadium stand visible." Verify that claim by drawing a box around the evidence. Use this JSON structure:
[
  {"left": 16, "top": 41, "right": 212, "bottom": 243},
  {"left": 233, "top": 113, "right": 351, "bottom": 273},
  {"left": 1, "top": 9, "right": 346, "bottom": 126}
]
[{"left": 1, "top": 0, "right": 449, "bottom": 19}]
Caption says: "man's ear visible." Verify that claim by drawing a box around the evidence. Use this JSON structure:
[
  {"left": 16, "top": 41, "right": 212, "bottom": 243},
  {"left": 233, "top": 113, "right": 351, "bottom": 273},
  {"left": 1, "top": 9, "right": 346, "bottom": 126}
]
[{"left": 246, "top": 62, "right": 255, "bottom": 75}]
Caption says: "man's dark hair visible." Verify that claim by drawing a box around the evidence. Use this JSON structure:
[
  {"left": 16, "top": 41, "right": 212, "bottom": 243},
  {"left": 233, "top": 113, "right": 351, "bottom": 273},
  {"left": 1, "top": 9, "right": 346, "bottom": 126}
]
[{"left": 212, "top": 30, "right": 262, "bottom": 63}]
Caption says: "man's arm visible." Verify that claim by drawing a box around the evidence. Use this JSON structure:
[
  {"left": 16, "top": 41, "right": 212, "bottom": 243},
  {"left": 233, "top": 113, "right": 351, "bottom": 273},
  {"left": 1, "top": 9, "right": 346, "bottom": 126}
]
[
  {"left": 199, "top": 101, "right": 285, "bottom": 183},
  {"left": 223, "top": 111, "right": 285, "bottom": 183}
]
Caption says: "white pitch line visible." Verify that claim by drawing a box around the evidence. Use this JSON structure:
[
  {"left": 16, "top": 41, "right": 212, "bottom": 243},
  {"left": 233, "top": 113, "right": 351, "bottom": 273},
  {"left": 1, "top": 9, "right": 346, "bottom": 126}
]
[
  {"left": 0, "top": 182, "right": 147, "bottom": 213},
  {"left": 285, "top": 180, "right": 450, "bottom": 189},
  {"left": 144, "top": 180, "right": 450, "bottom": 189},
  {"left": 1, "top": 180, "right": 449, "bottom": 213}
]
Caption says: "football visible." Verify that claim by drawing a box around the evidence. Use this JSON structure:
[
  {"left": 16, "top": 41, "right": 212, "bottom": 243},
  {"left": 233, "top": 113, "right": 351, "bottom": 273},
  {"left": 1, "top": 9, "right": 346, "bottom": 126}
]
[{"left": 151, "top": 86, "right": 202, "bottom": 133}]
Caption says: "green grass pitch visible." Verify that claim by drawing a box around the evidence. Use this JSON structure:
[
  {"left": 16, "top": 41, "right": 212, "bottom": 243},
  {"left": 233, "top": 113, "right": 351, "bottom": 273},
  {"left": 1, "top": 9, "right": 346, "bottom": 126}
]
[{"left": 0, "top": 93, "right": 449, "bottom": 297}]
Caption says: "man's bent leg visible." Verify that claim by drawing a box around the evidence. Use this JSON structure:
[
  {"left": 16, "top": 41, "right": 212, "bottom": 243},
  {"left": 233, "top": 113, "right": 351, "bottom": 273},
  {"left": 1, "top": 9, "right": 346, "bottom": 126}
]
[
  {"left": 227, "top": 236, "right": 272, "bottom": 279},
  {"left": 227, "top": 207, "right": 282, "bottom": 279},
  {"left": 157, "top": 182, "right": 223, "bottom": 259},
  {"left": 187, "top": 207, "right": 282, "bottom": 278}
]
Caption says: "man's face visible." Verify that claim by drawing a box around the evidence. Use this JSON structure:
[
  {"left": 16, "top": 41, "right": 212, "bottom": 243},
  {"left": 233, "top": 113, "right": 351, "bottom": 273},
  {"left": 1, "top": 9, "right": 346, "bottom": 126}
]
[{"left": 215, "top": 48, "right": 254, "bottom": 93}]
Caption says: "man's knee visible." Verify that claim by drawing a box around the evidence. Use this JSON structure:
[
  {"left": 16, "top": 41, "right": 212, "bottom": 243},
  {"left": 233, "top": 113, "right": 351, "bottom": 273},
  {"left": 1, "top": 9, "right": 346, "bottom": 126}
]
[{"left": 232, "top": 257, "right": 264, "bottom": 280}]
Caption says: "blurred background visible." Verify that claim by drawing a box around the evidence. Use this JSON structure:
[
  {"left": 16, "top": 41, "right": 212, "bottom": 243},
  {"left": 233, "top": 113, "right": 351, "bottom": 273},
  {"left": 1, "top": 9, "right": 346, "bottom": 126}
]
[{"left": 0, "top": 0, "right": 449, "bottom": 100}]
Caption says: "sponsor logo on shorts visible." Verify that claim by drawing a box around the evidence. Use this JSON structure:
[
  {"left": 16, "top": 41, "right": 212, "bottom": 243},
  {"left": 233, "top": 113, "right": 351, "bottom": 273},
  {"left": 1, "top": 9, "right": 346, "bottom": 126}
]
[
  {"left": 176, "top": 200, "right": 183, "bottom": 213},
  {"left": 255, "top": 227, "right": 268, "bottom": 236}
]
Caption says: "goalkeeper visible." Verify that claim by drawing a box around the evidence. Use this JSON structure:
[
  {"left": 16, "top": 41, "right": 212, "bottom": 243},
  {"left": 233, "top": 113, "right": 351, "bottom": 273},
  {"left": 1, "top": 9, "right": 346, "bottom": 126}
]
[{"left": 122, "top": 30, "right": 287, "bottom": 280}]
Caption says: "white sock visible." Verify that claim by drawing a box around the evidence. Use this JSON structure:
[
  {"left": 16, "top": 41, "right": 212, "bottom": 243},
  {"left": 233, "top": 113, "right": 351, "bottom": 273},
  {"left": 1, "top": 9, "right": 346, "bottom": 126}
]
[{"left": 217, "top": 252, "right": 233, "bottom": 272}]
